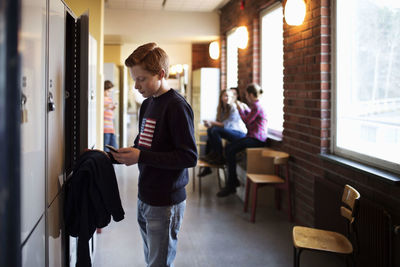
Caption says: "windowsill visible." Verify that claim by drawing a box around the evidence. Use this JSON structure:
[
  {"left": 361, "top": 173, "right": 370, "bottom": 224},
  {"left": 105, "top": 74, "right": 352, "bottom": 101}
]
[
  {"left": 267, "top": 133, "right": 282, "bottom": 142},
  {"left": 267, "top": 129, "right": 283, "bottom": 142},
  {"left": 319, "top": 153, "right": 400, "bottom": 185}
]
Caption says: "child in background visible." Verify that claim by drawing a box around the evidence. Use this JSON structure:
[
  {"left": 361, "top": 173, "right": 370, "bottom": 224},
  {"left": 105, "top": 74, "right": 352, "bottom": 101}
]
[
  {"left": 199, "top": 89, "right": 247, "bottom": 177},
  {"left": 103, "top": 80, "right": 118, "bottom": 152}
]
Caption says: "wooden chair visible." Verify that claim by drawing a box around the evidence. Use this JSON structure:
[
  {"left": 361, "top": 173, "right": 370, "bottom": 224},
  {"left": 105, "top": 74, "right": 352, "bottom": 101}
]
[
  {"left": 292, "top": 184, "right": 360, "bottom": 267},
  {"left": 243, "top": 148, "right": 292, "bottom": 223},
  {"left": 192, "top": 124, "right": 225, "bottom": 197}
]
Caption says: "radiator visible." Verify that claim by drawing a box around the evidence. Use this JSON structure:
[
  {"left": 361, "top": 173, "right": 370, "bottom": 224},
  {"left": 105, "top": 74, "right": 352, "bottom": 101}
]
[
  {"left": 314, "top": 178, "right": 394, "bottom": 267},
  {"left": 357, "top": 197, "right": 392, "bottom": 267}
]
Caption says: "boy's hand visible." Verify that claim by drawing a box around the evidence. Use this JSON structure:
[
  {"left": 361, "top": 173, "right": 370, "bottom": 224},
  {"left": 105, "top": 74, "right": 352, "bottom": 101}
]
[{"left": 110, "top": 147, "right": 141, "bottom": 166}]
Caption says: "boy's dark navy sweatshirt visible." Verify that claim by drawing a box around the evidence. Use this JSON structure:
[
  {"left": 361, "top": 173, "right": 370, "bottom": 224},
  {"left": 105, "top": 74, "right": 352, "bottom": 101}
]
[{"left": 134, "top": 89, "right": 198, "bottom": 206}]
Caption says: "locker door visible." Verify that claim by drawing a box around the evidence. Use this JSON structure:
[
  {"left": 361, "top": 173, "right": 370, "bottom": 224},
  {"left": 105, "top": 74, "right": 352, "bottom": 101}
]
[
  {"left": 47, "top": 0, "right": 66, "bottom": 266},
  {"left": 47, "top": 0, "right": 65, "bottom": 205},
  {"left": 48, "top": 193, "right": 64, "bottom": 267},
  {"left": 21, "top": 217, "right": 46, "bottom": 267},
  {"left": 19, "top": 0, "right": 46, "bottom": 246}
]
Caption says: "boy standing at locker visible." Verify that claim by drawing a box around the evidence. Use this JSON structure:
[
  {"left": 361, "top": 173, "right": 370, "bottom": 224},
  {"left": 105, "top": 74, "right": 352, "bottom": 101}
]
[{"left": 110, "top": 43, "right": 197, "bottom": 267}]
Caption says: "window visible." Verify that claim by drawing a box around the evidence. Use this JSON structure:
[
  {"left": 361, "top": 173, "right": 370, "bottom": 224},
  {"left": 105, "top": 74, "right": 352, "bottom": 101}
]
[
  {"left": 260, "top": 3, "right": 284, "bottom": 134},
  {"left": 226, "top": 29, "right": 238, "bottom": 89},
  {"left": 334, "top": 0, "right": 400, "bottom": 173}
]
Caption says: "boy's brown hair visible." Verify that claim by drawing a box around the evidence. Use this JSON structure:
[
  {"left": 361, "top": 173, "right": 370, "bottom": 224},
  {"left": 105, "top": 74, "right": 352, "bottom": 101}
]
[{"left": 125, "top": 43, "right": 169, "bottom": 78}]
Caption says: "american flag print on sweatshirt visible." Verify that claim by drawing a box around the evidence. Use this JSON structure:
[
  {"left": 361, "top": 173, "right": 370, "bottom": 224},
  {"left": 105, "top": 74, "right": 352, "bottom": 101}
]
[{"left": 138, "top": 118, "right": 156, "bottom": 148}]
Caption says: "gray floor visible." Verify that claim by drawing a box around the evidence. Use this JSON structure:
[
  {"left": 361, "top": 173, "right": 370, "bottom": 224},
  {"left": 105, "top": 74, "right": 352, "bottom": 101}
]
[{"left": 93, "top": 115, "right": 344, "bottom": 267}]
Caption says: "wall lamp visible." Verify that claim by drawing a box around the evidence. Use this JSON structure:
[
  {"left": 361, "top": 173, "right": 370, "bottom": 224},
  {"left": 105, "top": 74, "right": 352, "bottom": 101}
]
[
  {"left": 209, "top": 41, "right": 219, "bottom": 60},
  {"left": 282, "top": 0, "right": 306, "bottom": 26}
]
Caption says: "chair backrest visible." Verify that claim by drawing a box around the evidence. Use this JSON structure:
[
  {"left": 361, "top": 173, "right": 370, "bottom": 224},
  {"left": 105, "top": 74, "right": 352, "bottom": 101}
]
[
  {"left": 340, "top": 184, "right": 361, "bottom": 222},
  {"left": 246, "top": 148, "right": 275, "bottom": 174}
]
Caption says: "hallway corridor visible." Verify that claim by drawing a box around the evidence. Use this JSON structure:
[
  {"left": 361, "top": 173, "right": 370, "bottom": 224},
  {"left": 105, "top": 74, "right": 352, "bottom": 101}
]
[
  {"left": 93, "top": 164, "right": 345, "bottom": 267},
  {"left": 92, "top": 116, "right": 344, "bottom": 267}
]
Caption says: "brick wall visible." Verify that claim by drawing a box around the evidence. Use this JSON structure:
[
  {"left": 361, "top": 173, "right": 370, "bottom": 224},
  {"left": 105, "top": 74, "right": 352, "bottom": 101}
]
[
  {"left": 191, "top": 43, "right": 220, "bottom": 71},
  {"left": 220, "top": 0, "right": 400, "bottom": 236},
  {"left": 220, "top": 0, "right": 274, "bottom": 95},
  {"left": 281, "top": 0, "right": 332, "bottom": 225}
]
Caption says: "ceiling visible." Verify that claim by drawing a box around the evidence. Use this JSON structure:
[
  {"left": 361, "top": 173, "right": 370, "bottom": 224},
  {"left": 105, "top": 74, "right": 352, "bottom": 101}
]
[{"left": 105, "top": 0, "right": 230, "bottom": 12}]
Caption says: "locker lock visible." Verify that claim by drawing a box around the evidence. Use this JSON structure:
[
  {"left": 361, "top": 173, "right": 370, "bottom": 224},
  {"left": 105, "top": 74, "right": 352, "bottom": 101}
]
[{"left": 48, "top": 92, "right": 56, "bottom": 112}]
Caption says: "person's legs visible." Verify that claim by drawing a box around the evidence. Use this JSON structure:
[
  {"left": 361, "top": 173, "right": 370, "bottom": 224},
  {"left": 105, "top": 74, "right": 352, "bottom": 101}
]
[
  {"left": 218, "top": 137, "right": 264, "bottom": 197},
  {"left": 220, "top": 128, "right": 246, "bottom": 142},
  {"left": 104, "top": 133, "right": 118, "bottom": 152},
  {"left": 200, "top": 127, "right": 219, "bottom": 163},
  {"left": 206, "top": 127, "right": 246, "bottom": 165},
  {"left": 137, "top": 199, "right": 186, "bottom": 267},
  {"left": 104, "top": 133, "right": 111, "bottom": 151},
  {"left": 110, "top": 133, "right": 118, "bottom": 148},
  {"left": 213, "top": 128, "right": 246, "bottom": 154}
]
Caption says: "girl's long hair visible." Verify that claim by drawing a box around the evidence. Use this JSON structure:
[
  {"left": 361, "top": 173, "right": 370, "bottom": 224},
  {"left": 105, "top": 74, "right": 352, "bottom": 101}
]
[{"left": 216, "top": 89, "right": 232, "bottom": 122}]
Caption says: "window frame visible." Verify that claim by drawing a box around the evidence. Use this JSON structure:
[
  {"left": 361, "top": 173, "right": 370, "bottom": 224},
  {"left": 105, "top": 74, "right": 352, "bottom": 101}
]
[
  {"left": 331, "top": 0, "right": 400, "bottom": 175},
  {"left": 260, "top": 2, "right": 284, "bottom": 138},
  {"left": 226, "top": 28, "right": 238, "bottom": 89}
]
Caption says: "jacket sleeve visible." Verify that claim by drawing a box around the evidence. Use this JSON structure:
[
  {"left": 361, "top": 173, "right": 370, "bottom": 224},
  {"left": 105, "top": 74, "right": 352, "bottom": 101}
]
[
  {"left": 239, "top": 104, "right": 260, "bottom": 125},
  {"left": 138, "top": 100, "right": 198, "bottom": 169},
  {"left": 93, "top": 154, "right": 125, "bottom": 223}
]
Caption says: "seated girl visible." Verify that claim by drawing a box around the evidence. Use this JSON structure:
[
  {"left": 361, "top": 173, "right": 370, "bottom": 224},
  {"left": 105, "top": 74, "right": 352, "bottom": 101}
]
[
  {"left": 198, "top": 89, "right": 247, "bottom": 177},
  {"left": 217, "top": 83, "right": 268, "bottom": 197}
]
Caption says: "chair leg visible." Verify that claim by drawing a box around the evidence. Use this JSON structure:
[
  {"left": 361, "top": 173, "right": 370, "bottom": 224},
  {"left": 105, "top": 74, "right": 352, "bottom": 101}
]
[
  {"left": 293, "top": 247, "right": 302, "bottom": 267},
  {"left": 244, "top": 178, "right": 250, "bottom": 212},
  {"left": 216, "top": 167, "right": 222, "bottom": 189},
  {"left": 198, "top": 168, "right": 202, "bottom": 197},
  {"left": 192, "top": 167, "right": 196, "bottom": 192},
  {"left": 275, "top": 188, "right": 281, "bottom": 210},
  {"left": 285, "top": 165, "right": 293, "bottom": 222},
  {"left": 346, "top": 253, "right": 356, "bottom": 267},
  {"left": 250, "top": 183, "right": 258, "bottom": 223},
  {"left": 221, "top": 166, "right": 227, "bottom": 188}
]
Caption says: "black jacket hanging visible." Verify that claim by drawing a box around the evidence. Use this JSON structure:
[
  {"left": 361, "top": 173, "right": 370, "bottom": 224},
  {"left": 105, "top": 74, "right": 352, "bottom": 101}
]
[{"left": 64, "top": 150, "right": 125, "bottom": 267}]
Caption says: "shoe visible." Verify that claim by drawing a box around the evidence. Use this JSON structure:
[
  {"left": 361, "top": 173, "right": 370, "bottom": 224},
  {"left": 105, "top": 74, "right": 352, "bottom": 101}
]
[
  {"left": 198, "top": 167, "right": 212, "bottom": 177},
  {"left": 216, "top": 187, "right": 236, "bottom": 197}
]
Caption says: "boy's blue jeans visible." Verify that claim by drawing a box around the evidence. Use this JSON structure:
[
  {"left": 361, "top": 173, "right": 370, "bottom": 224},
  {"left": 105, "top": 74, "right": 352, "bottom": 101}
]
[{"left": 137, "top": 199, "right": 186, "bottom": 267}]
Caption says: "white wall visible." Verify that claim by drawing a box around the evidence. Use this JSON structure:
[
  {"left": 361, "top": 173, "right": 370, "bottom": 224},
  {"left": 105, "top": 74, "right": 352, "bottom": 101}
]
[{"left": 104, "top": 9, "right": 219, "bottom": 44}]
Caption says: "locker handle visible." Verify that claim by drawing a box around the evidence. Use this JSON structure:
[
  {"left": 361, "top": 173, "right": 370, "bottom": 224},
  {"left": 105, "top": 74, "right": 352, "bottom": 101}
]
[{"left": 48, "top": 92, "right": 56, "bottom": 112}]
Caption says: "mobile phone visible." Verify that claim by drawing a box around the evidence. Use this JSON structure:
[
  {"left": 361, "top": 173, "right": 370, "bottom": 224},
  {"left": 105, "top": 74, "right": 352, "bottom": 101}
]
[{"left": 105, "top": 145, "right": 118, "bottom": 152}]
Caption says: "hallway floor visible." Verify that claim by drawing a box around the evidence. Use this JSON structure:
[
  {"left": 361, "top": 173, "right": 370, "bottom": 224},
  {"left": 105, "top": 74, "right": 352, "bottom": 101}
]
[{"left": 93, "top": 115, "right": 344, "bottom": 267}]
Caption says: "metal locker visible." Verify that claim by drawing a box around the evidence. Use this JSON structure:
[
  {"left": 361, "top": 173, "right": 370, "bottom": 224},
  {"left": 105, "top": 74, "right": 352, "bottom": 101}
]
[
  {"left": 47, "top": 0, "right": 66, "bottom": 205},
  {"left": 19, "top": 0, "right": 47, "bottom": 246}
]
